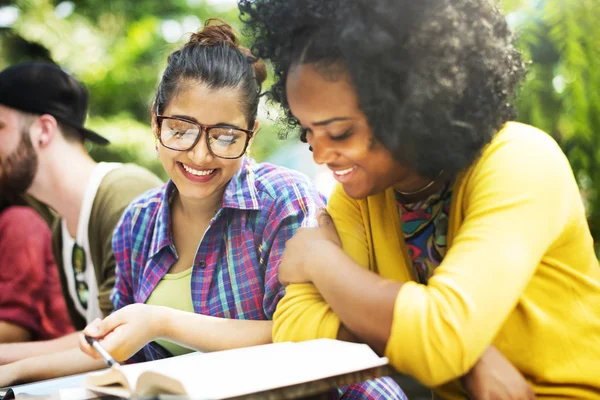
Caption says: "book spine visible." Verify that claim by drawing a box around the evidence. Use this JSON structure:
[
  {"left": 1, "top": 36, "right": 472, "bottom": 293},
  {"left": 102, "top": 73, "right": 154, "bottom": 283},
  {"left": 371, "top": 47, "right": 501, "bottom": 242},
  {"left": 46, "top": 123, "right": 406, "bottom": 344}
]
[{"left": 229, "top": 365, "right": 393, "bottom": 400}]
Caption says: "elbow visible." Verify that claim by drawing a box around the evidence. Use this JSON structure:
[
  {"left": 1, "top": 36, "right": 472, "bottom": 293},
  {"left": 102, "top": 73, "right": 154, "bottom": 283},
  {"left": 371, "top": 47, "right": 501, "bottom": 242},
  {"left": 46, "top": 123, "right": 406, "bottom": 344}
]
[
  {"left": 271, "top": 283, "right": 340, "bottom": 343},
  {"left": 418, "top": 363, "right": 470, "bottom": 388},
  {"left": 271, "top": 314, "right": 289, "bottom": 343},
  {"left": 272, "top": 325, "right": 290, "bottom": 343},
  {"left": 272, "top": 302, "right": 324, "bottom": 343},
  {"left": 387, "top": 285, "right": 481, "bottom": 387},
  {"left": 393, "top": 333, "right": 474, "bottom": 388},
  {"left": 272, "top": 300, "right": 304, "bottom": 343}
]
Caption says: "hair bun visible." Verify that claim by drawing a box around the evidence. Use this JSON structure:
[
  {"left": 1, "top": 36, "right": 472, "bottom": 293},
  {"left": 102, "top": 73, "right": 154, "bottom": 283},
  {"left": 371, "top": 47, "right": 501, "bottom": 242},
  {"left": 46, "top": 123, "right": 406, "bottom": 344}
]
[
  {"left": 189, "top": 18, "right": 238, "bottom": 47},
  {"left": 188, "top": 18, "right": 267, "bottom": 86}
]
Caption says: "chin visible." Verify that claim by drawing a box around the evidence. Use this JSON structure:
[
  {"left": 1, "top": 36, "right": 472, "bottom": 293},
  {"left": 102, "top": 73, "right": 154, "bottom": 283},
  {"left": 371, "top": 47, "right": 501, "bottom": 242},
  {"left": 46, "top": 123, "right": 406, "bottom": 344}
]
[
  {"left": 342, "top": 180, "right": 390, "bottom": 199},
  {"left": 340, "top": 183, "right": 372, "bottom": 200}
]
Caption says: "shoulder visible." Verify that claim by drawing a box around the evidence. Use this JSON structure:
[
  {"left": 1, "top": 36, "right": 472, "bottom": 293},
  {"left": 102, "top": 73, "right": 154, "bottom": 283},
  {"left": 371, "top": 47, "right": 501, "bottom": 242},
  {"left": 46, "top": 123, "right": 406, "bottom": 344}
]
[
  {"left": 475, "top": 122, "right": 568, "bottom": 171},
  {"left": 101, "top": 164, "right": 164, "bottom": 192},
  {"left": 461, "top": 122, "right": 579, "bottom": 211},
  {"left": 251, "top": 161, "right": 325, "bottom": 208},
  {"left": 0, "top": 206, "right": 49, "bottom": 236},
  {"left": 462, "top": 122, "right": 573, "bottom": 191},
  {"left": 93, "top": 164, "right": 164, "bottom": 215}
]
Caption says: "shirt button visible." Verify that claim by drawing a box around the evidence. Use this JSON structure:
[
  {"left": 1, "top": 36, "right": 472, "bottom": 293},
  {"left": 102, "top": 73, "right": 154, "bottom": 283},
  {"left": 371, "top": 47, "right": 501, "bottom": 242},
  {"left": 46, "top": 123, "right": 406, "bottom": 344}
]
[{"left": 198, "top": 261, "right": 206, "bottom": 269}]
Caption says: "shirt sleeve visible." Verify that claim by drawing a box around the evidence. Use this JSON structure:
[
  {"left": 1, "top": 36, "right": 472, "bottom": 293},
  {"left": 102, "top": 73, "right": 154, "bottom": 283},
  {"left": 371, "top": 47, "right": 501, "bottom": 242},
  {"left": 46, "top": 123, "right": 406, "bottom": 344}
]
[
  {"left": 260, "top": 181, "right": 326, "bottom": 320},
  {"left": 273, "top": 184, "right": 369, "bottom": 342},
  {"left": 109, "top": 205, "right": 135, "bottom": 312},
  {"left": 386, "top": 129, "right": 578, "bottom": 386},
  {"left": 0, "top": 207, "right": 51, "bottom": 336}
]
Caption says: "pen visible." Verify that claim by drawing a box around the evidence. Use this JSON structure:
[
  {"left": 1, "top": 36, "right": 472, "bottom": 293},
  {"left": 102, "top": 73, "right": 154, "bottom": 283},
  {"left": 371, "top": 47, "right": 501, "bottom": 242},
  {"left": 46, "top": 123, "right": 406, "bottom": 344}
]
[{"left": 84, "top": 335, "right": 121, "bottom": 369}]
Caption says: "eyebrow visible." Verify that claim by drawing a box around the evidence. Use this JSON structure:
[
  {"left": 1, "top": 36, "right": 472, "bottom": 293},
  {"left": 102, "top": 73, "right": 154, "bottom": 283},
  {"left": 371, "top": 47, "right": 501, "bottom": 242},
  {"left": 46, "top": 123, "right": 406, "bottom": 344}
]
[
  {"left": 171, "top": 114, "right": 244, "bottom": 129},
  {"left": 312, "top": 117, "right": 352, "bottom": 127}
]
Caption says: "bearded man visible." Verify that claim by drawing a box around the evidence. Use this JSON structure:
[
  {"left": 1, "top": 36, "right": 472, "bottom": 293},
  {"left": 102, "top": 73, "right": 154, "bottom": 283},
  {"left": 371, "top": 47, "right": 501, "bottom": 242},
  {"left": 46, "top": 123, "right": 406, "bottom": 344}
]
[{"left": 0, "top": 62, "right": 162, "bottom": 370}]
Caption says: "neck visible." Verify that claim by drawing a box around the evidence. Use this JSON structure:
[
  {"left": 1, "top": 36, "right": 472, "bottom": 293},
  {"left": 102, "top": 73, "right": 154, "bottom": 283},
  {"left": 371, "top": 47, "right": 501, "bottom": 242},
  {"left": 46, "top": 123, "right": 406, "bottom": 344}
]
[
  {"left": 393, "top": 170, "right": 448, "bottom": 203},
  {"left": 173, "top": 188, "right": 224, "bottom": 223},
  {"left": 28, "top": 143, "right": 97, "bottom": 236}
]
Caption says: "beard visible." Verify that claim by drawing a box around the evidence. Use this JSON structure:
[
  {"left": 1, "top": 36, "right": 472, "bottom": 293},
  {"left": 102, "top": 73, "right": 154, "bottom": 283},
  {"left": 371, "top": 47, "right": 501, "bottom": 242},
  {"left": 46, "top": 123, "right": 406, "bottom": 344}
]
[{"left": 0, "top": 128, "right": 38, "bottom": 208}]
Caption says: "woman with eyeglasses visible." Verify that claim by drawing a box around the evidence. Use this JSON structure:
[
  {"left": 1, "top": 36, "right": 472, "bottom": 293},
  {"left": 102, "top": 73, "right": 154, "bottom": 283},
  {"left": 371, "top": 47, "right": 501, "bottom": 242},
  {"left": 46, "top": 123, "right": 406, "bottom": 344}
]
[
  {"left": 239, "top": 0, "right": 600, "bottom": 399},
  {"left": 75, "top": 19, "right": 328, "bottom": 363}
]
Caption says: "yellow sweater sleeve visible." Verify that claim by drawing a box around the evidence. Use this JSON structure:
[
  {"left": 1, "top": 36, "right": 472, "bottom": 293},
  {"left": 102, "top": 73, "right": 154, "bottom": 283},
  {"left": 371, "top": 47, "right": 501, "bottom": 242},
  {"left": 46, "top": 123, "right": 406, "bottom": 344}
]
[
  {"left": 273, "top": 184, "right": 371, "bottom": 342},
  {"left": 386, "top": 128, "right": 577, "bottom": 386},
  {"left": 272, "top": 283, "right": 340, "bottom": 342}
]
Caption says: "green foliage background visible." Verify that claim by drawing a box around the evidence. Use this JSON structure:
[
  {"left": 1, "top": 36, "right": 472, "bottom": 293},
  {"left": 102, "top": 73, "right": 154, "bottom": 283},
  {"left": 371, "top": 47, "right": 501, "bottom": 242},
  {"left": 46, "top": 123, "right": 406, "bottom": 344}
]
[
  {"left": 504, "top": 0, "right": 599, "bottom": 254},
  {"left": 0, "top": 0, "right": 598, "bottom": 254}
]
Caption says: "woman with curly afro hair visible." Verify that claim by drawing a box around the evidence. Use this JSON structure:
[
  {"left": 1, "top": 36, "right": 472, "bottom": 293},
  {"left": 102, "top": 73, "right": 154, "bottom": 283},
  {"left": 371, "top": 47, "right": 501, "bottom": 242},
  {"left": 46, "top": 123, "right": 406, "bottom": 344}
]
[{"left": 240, "top": 0, "right": 600, "bottom": 398}]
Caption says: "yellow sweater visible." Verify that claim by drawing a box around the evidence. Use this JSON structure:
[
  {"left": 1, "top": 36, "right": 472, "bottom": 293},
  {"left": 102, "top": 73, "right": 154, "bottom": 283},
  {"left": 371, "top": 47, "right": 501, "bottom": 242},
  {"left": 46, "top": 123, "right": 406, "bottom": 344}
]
[{"left": 273, "top": 122, "right": 600, "bottom": 399}]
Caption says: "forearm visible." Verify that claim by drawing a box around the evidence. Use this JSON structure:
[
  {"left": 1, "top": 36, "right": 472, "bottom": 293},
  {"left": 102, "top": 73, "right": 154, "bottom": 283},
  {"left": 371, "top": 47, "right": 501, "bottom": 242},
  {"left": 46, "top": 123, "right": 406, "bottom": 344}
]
[
  {"left": 0, "top": 331, "right": 80, "bottom": 365},
  {"left": 308, "top": 242, "right": 402, "bottom": 354},
  {"left": 4, "top": 348, "right": 105, "bottom": 385},
  {"left": 0, "top": 321, "right": 32, "bottom": 343},
  {"left": 157, "top": 307, "right": 273, "bottom": 352}
]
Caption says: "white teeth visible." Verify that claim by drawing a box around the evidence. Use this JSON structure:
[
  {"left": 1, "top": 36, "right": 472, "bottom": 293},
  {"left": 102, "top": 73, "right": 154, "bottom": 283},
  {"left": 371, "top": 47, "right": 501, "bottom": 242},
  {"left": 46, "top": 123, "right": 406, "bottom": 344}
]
[
  {"left": 333, "top": 167, "right": 356, "bottom": 176},
  {"left": 182, "top": 164, "right": 215, "bottom": 176}
]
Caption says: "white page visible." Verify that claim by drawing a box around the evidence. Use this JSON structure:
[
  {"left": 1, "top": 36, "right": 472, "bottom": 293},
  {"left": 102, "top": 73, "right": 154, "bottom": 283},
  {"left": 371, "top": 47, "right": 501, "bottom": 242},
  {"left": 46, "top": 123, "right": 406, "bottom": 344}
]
[
  {"left": 93, "top": 339, "right": 387, "bottom": 399},
  {"left": 88, "top": 352, "right": 201, "bottom": 391}
]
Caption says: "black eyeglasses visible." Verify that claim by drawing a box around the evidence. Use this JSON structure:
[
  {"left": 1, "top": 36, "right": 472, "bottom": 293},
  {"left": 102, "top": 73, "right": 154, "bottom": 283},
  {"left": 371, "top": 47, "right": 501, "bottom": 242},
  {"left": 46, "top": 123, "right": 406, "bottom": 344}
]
[
  {"left": 71, "top": 243, "right": 89, "bottom": 309},
  {"left": 156, "top": 115, "right": 255, "bottom": 159}
]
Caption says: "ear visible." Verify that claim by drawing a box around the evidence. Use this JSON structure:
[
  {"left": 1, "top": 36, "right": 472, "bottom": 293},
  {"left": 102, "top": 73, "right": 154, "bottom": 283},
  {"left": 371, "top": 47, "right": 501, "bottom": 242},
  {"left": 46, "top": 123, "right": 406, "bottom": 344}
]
[
  {"left": 150, "top": 104, "right": 159, "bottom": 139},
  {"left": 35, "top": 114, "right": 58, "bottom": 148},
  {"left": 247, "top": 120, "right": 260, "bottom": 149}
]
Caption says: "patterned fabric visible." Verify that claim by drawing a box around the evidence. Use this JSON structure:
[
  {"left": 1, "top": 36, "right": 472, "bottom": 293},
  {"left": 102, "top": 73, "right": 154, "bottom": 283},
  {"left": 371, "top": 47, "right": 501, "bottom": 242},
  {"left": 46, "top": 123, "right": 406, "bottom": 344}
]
[
  {"left": 395, "top": 182, "right": 453, "bottom": 284},
  {"left": 334, "top": 377, "right": 408, "bottom": 400},
  {"left": 111, "top": 157, "right": 326, "bottom": 362}
]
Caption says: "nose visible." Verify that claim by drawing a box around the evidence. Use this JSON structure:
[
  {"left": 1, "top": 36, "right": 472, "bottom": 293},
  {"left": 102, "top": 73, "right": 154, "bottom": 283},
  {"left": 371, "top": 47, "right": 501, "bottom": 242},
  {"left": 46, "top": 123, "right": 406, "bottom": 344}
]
[
  {"left": 309, "top": 135, "right": 338, "bottom": 165},
  {"left": 186, "top": 129, "right": 214, "bottom": 164}
]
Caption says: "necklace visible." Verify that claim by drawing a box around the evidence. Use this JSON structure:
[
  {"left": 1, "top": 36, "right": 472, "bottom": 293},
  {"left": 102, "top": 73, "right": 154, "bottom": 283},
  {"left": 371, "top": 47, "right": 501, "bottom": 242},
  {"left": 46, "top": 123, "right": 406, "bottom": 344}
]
[{"left": 396, "top": 170, "right": 445, "bottom": 197}]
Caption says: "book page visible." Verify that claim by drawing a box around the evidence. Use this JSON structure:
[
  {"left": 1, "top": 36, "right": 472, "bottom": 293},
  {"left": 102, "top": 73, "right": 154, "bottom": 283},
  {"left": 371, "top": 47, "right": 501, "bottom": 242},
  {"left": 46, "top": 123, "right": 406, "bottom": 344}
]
[
  {"left": 87, "top": 356, "right": 192, "bottom": 396},
  {"left": 186, "top": 339, "right": 387, "bottom": 398},
  {"left": 87, "top": 339, "right": 387, "bottom": 399}
]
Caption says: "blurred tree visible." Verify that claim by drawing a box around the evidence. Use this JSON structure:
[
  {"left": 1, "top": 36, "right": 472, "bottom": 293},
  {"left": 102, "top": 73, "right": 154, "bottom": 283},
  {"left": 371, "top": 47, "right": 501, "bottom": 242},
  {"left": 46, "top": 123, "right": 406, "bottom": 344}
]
[{"left": 506, "top": 0, "right": 600, "bottom": 254}]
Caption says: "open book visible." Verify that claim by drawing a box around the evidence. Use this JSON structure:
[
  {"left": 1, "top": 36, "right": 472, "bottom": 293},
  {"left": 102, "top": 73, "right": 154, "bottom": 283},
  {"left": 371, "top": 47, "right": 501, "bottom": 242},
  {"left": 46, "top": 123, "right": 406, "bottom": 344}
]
[{"left": 85, "top": 339, "right": 390, "bottom": 399}]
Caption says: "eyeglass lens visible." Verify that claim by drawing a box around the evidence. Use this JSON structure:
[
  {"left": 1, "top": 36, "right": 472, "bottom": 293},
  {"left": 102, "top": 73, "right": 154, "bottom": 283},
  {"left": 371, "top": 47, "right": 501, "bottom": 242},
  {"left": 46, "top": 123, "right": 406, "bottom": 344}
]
[{"left": 160, "top": 118, "right": 248, "bottom": 158}]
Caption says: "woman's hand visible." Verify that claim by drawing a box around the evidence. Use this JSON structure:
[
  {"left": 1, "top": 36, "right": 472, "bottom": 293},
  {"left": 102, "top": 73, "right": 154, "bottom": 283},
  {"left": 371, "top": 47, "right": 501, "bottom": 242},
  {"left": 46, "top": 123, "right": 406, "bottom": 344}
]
[
  {"left": 79, "top": 304, "right": 166, "bottom": 362},
  {"left": 279, "top": 209, "right": 342, "bottom": 286},
  {"left": 462, "top": 346, "right": 536, "bottom": 400}
]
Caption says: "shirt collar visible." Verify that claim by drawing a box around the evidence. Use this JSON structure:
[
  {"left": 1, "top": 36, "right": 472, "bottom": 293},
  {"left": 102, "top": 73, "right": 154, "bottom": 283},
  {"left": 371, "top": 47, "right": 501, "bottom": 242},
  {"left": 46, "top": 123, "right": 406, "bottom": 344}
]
[
  {"left": 148, "top": 157, "right": 260, "bottom": 257},
  {"left": 221, "top": 157, "right": 261, "bottom": 211},
  {"left": 149, "top": 180, "right": 177, "bottom": 258}
]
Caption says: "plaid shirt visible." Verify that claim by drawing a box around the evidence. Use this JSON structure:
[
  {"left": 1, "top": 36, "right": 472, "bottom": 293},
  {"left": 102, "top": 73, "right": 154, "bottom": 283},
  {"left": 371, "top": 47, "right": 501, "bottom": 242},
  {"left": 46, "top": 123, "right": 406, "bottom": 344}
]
[{"left": 111, "top": 157, "right": 405, "bottom": 399}]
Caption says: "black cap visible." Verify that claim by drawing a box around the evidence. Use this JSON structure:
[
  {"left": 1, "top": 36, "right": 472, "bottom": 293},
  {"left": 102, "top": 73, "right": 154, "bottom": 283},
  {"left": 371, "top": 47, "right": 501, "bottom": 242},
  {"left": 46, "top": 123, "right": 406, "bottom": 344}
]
[{"left": 0, "top": 62, "right": 109, "bottom": 145}]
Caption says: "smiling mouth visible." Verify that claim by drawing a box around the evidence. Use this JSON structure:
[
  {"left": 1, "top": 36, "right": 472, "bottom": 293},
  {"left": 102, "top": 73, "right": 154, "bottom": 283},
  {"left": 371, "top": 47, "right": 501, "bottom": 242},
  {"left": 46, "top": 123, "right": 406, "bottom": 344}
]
[
  {"left": 332, "top": 166, "right": 356, "bottom": 176},
  {"left": 181, "top": 163, "right": 215, "bottom": 176}
]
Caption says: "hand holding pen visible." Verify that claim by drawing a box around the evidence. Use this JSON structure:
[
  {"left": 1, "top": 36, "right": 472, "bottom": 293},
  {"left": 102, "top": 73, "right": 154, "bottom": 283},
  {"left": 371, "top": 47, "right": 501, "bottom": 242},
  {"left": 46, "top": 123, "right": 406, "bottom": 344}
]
[
  {"left": 83, "top": 335, "right": 121, "bottom": 369},
  {"left": 79, "top": 305, "right": 162, "bottom": 363}
]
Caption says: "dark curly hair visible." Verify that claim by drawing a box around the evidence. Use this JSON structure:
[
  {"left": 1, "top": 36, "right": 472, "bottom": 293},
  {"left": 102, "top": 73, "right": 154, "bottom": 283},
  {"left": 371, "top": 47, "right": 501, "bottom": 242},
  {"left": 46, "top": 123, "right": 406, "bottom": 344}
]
[{"left": 239, "top": 0, "right": 526, "bottom": 179}]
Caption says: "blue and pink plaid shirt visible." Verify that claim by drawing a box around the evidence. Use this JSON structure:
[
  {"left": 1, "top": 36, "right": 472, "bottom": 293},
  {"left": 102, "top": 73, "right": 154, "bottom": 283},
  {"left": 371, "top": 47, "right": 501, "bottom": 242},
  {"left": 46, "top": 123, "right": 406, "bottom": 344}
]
[{"left": 111, "top": 157, "right": 406, "bottom": 399}]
